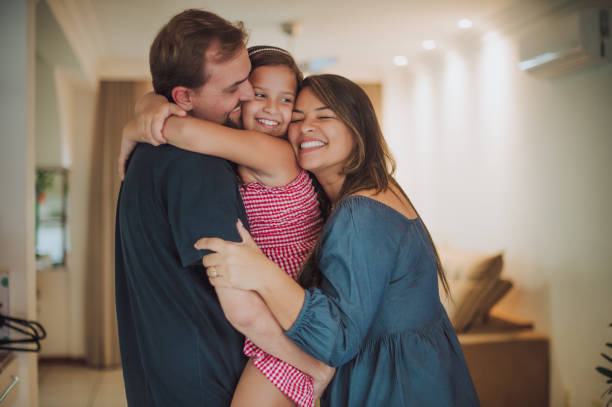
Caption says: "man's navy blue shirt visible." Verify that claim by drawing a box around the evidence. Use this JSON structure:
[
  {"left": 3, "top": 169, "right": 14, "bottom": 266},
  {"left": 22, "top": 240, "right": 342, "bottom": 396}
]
[{"left": 115, "top": 144, "right": 248, "bottom": 406}]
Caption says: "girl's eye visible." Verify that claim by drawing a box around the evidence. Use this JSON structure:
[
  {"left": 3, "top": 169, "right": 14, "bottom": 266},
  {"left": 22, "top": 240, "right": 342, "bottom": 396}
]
[
  {"left": 281, "top": 97, "right": 294, "bottom": 104},
  {"left": 254, "top": 92, "right": 265, "bottom": 98}
]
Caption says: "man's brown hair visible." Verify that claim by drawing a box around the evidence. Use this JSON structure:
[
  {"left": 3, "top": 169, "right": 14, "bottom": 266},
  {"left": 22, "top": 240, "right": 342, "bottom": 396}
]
[{"left": 149, "top": 9, "right": 248, "bottom": 101}]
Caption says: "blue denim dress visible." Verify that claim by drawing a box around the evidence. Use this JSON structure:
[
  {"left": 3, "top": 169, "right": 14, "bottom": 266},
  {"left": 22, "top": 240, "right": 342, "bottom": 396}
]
[{"left": 286, "top": 196, "right": 479, "bottom": 406}]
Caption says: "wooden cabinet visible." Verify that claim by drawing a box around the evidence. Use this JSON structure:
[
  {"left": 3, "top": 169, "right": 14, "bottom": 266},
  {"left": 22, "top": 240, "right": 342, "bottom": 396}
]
[
  {"left": 458, "top": 318, "right": 549, "bottom": 407},
  {"left": 0, "top": 353, "right": 18, "bottom": 406}
]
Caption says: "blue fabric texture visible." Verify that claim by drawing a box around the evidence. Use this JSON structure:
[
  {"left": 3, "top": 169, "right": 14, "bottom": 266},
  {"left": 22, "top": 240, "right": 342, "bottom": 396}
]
[
  {"left": 286, "top": 196, "right": 480, "bottom": 406},
  {"left": 115, "top": 144, "right": 249, "bottom": 406}
]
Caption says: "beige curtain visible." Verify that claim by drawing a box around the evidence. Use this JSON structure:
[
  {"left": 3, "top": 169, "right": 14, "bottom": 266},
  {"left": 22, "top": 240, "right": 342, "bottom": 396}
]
[{"left": 85, "top": 81, "right": 151, "bottom": 368}]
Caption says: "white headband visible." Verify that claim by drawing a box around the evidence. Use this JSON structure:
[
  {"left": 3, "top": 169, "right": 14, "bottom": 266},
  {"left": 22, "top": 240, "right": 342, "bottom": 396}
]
[{"left": 248, "top": 47, "right": 290, "bottom": 57}]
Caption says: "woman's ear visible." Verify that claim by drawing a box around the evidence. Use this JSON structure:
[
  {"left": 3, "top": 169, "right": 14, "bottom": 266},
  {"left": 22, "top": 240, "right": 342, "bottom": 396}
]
[{"left": 171, "top": 86, "right": 193, "bottom": 111}]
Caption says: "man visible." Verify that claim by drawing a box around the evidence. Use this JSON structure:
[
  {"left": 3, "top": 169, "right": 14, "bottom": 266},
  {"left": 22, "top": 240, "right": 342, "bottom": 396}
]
[{"left": 115, "top": 9, "right": 254, "bottom": 406}]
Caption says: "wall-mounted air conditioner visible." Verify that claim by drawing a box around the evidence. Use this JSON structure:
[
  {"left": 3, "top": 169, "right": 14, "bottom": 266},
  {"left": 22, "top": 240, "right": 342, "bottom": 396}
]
[{"left": 518, "top": 8, "right": 611, "bottom": 76}]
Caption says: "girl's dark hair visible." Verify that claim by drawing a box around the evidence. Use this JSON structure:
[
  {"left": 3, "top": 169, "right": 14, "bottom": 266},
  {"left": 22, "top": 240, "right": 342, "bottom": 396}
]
[
  {"left": 297, "top": 74, "right": 450, "bottom": 298},
  {"left": 247, "top": 46, "right": 303, "bottom": 88}
]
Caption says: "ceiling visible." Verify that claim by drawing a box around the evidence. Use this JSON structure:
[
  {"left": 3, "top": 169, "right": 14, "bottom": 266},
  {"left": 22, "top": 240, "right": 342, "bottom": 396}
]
[{"left": 43, "top": 0, "right": 596, "bottom": 82}]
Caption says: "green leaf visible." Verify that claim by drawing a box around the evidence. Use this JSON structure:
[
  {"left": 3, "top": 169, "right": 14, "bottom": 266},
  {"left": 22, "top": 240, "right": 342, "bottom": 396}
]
[{"left": 598, "top": 366, "right": 612, "bottom": 379}]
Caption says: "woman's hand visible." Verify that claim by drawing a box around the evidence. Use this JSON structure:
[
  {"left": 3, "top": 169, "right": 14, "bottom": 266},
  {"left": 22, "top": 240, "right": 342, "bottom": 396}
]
[{"left": 195, "top": 219, "right": 281, "bottom": 291}]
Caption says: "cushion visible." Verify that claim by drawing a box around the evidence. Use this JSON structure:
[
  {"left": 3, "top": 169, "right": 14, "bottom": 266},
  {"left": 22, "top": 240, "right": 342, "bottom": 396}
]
[
  {"left": 437, "top": 246, "right": 504, "bottom": 332},
  {"left": 472, "top": 279, "right": 513, "bottom": 324}
]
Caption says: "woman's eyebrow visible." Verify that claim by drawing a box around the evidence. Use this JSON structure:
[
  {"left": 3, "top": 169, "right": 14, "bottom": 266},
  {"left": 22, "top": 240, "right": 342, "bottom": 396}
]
[{"left": 292, "top": 106, "right": 331, "bottom": 114}]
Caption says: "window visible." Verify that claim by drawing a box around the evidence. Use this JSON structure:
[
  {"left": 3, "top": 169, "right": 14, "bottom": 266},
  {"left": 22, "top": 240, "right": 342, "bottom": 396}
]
[{"left": 35, "top": 168, "right": 69, "bottom": 269}]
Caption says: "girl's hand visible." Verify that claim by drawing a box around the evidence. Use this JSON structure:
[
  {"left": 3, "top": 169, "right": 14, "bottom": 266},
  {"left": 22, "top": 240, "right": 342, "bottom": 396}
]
[
  {"left": 118, "top": 97, "right": 187, "bottom": 180},
  {"left": 195, "top": 219, "right": 279, "bottom": 291},
  {"left": 135, "top": 100, "right": 186, "bottom": 146},
  {"left": 118, "top": 137, "right": 137, "bottom": 180}
]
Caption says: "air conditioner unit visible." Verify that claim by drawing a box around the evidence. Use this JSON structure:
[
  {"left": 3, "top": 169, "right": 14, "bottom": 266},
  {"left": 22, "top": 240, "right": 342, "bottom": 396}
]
[{"left": 518, "top": 8, "right": 611, "bottom": 76}]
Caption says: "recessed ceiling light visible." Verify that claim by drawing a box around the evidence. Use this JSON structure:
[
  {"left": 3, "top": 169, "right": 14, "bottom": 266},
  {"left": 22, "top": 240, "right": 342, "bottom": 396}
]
[
  {"left": 393, "top": 55, "right": 408, "bottom": 66},
  {"left": 421, "top": 40, "right": 436, "bottom": 50},
  {"left": 458, "top": 19, "right": 473, "bottom": 29}
]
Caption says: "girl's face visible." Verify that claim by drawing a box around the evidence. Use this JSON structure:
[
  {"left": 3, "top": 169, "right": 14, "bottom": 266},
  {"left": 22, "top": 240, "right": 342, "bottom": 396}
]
[
  {"left": 241, "top": 65, "right": 297, "bottom": 138},
  {"left": 288, "top": 87, "right": 355, "bottom": 179}
]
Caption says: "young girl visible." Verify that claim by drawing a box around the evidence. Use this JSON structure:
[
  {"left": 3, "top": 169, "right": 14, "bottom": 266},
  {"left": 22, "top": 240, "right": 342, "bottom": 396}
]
[{"left": 120, "top": 46, "right": 330, "bottom": 407}]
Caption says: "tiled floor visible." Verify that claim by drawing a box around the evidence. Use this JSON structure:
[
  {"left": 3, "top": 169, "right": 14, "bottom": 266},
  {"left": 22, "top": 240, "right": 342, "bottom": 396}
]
[{"left": 39, "top": 364, "right": 127, "bottom": 407}]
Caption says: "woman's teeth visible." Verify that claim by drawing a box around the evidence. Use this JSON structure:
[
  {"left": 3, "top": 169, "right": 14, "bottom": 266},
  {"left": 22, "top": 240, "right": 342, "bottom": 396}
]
[
  {"left": 300, "top": 140, "right": 326, "bottom": 149},
  {"left": 257, "top": 119, "right": 279, "bottom": 126}
]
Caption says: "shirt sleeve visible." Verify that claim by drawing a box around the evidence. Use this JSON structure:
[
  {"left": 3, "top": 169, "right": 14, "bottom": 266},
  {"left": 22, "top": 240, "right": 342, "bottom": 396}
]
[
  {"left": 285, "top": 199, "right": 398, "bottom": 366},
  {"left": 163, "top": 152, "right": 247, "bottom": 268}
]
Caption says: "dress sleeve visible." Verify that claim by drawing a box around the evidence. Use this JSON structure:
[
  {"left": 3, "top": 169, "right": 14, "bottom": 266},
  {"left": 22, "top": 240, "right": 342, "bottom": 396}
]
[
  {"left": 285, "top": 199, "right": 398, "bottom": 366},
  {"left": 163, "top": 152, "right": 248, "bottom": 268}
]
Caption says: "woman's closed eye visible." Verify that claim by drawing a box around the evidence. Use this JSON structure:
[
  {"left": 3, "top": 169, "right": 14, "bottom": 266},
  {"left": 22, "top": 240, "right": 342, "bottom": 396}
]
[{"left": 290, "top": 113, "right": 304, "bottom": 123}]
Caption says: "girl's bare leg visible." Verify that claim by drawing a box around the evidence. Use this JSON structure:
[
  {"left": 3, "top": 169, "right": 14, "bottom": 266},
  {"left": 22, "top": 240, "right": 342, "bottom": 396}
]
[{"left": 231, "top": 359, "right": 296, "bottom": 407}]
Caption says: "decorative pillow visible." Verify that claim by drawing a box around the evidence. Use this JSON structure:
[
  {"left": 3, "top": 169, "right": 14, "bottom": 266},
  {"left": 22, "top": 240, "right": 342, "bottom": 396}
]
[
  {"left": 437, "top": 246, "right": 504, "bottom": 332},
  {"left": 472, "top": 278, "right": 513, "bottom": 324}
]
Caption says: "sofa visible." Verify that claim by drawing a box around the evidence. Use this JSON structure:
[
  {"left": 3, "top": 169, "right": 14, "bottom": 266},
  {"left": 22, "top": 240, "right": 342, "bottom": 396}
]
[{"left": 437, "top": 246, "right": 550, "bottom": 407}]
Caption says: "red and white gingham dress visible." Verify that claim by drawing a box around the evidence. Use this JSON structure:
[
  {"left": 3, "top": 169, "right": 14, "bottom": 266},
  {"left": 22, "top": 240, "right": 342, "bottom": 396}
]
[{"left": 239, "top": 170, "right": 323, "bottom": 407}]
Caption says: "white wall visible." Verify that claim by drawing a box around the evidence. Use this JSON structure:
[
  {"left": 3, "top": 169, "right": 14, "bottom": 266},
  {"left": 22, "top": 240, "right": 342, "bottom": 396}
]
[
  {"left": 383, "top": 32, "right": 612, "bottom": 407},
  {"left": 0, "top": 1, "right": 38, "bottom": 405},
  {"left": 35, "top": 0, "right": 98, "bottom": 359},
  {"left": 66, "top": 81, "right": 98, "bottom": 357},
  {"left": 35, "top": 55, "right": 64, "bottom": 167},
  {"left": 36, "top": 75, "right": 98, "bottom": 360}
]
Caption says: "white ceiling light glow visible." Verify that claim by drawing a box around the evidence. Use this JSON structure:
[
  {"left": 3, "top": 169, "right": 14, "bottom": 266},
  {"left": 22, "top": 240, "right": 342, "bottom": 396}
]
[
  {"left": 422, "top": 40, "right": 437, "bottom": 50},
  {"left": 393, "top": 55, "right": 409, "bottom": 66},
  {"left": 458, "top": 19, "right": 473, "bottom": 29}
]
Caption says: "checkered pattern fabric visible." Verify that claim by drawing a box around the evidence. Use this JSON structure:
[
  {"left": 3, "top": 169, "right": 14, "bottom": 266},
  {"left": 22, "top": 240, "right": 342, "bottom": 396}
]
[{"left": 239, "top": 170, "right": 323, "bottom": 407}]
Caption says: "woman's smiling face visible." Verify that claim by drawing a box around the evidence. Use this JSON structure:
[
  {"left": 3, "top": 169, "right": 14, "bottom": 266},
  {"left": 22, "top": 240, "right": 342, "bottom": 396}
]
[
  {"left": 241, "top": 65, "right": 297, "bottom": 137},
  {"left": 288, "top": 87, "right": 355, "bottom": 180}
]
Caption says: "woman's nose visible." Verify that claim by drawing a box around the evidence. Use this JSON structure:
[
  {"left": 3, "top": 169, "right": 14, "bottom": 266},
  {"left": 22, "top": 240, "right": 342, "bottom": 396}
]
[{"left": 300, "top": 120, "right": 314, "bottom": 134}]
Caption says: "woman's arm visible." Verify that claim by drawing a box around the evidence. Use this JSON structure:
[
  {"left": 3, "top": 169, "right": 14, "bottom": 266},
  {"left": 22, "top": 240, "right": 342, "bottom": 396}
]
[
  {"left": 198, "top": 219, "right": 306, "bottom": 329},
  {"left": 199, "top": 205, "right": 395, "bottom": 367},
  {"left": 215, "top": 285, "right": 334, "bottom": 395},
  {"left": 162, "top": 116, "right": 300, "bottom": 187}
]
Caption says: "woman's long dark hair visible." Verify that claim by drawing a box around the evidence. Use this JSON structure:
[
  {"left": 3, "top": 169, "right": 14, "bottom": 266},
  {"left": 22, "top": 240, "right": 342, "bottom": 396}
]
[{"left": 297, "top": 74, "right": 450, "bottom": 298}]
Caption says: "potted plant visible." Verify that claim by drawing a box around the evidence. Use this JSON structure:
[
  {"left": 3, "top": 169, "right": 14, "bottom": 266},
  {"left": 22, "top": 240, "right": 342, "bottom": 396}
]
[{"left": 597, "top": 323, "right": 612, "bottom": 407}]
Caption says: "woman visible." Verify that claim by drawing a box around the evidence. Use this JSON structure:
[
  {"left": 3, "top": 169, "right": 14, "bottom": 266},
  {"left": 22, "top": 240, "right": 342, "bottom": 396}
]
[{"left": 197, "top": 74, "right": 480, "bottom": 406}]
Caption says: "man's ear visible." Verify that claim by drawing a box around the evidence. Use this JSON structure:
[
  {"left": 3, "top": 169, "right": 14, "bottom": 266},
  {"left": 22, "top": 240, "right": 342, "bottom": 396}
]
[{"left": 171, "top": 86, "right": 193, "bottom": 111}]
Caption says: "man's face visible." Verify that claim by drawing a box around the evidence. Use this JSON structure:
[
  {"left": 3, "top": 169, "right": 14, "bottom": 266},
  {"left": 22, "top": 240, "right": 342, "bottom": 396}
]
[{"left": 189, "top": 46, "right": 254, "bottom": 125}]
